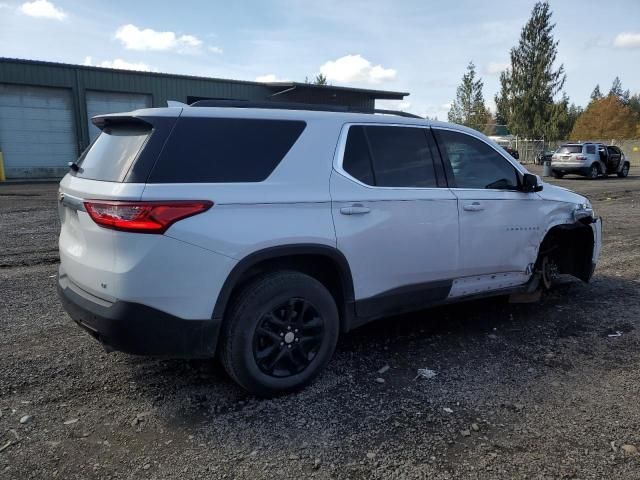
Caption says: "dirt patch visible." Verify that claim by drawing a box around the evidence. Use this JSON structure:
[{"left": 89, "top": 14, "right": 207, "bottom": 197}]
[{"left": 1, "top": 176, "right": 640, "bottom": 479}]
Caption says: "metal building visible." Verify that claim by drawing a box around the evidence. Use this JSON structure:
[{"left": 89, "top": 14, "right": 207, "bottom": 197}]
[{"left": 0, "top": 58, "right": 408, "bottom": 180}]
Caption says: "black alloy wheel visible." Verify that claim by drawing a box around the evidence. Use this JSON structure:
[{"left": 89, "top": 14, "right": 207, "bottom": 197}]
[{"left": 253, "top": 298, "right": 324, "bottom": 378}]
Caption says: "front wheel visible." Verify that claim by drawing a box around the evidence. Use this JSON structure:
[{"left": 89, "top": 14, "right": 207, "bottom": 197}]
[
  {"left": 618, "top": 163, "right": 630, "bottom": 178},
  {"left": 220, "top": 271, "right": 339, "bottom": 397},
  {"left": 540, "top": 255, "right": 560, "bottom": 290}
]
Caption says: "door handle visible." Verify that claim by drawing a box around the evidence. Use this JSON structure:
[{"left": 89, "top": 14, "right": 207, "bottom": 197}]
[
  {"left": 463, "top": 202, "right": 484, "bottom": 212},
  {"left": 340, "top": 204, "right": 371, "bottom": 215}
]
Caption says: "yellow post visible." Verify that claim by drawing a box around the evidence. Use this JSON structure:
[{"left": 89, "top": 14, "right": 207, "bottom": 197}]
[{"left": 0, "top": 151, "right": 5, "bottom": 182}]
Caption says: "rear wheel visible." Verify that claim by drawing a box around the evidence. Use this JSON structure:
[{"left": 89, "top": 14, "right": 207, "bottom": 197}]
[
  {"left": 617, "top": 163, "right": 630, "bottom": 178},
  {"left": 588, "top": 164, "right": 599, "bottom": 180},
  {"left": 220, "top": 271, "right": 339, "bottom": 397},
  {"left": 552, "top": 171, "right": 564, "bottom": 179}
]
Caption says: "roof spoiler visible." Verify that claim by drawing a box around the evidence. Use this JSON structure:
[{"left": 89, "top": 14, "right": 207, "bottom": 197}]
[{"left": 91, "top": 115, "right": 153, "bottom": 130}]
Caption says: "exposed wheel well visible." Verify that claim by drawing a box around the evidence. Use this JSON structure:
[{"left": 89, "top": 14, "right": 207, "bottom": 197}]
[
  {"left": 213, "top": 247, "right": 356, "bottom": 333},
  {"left": 537, "top": 222, "right": 595, "bottom": 282}
]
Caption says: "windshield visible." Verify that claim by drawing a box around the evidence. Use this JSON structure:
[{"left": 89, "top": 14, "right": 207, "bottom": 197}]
[{"left": 557, "top": 145, "right": 583, "bottom": 154}]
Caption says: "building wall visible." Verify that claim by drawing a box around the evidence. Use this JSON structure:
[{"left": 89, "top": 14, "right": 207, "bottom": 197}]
[
  {"left": 0, "top": 59, "right": 382, "bottom": 179},
  {"left": 0, "top": 59, "right": 274, "bottom": 153}
]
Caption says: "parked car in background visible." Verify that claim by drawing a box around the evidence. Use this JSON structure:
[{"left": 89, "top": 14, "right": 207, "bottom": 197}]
[
  {"left": 502, "top": 145, "right": 520, "bottom": 159},
  {"left": 535, "top": 148, "right": 555, "bottom": 165},
  {"left": 57, "top": 102, "right": 602, "bottom": 396},
  {"left": 551, "top": 142, "right": 630, "bottom": 179}
]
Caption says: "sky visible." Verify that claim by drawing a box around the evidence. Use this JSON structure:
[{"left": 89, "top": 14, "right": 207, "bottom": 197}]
[{"left": 1, "top": 0, "right": 639, "bottom": 119}]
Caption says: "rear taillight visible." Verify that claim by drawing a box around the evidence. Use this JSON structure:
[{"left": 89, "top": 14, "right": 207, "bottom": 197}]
[
  {"left": 576, "top": 155, "right": 587, "bottom": 160},
  {"left": 84, "top": 200, "right": 213, "bottom": 234}
]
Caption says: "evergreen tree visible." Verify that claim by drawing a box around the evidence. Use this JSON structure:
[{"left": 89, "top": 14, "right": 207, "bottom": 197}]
[
  {"left": 447, "top": 61, "right": 489, "bottom": 132},
  {"left": 494, "top": 2, "right": 566, "bottom": 139},
  {"left": 590, "top": 84, "right": 602, "bottom": 102},
  {"left": 494, "top": 72, "right": 511, "bottom": 129},
  {"left": 553, "top": 96, "right": 583, "bottom": 139},
  {"left": 609, "top": 77, "right": 630, "bottom": 105},
  {"left": 314, "top": 73, "right": 328, "bottom": 86},
  {"left": 629, "top": 93, "right": 640, "bottom": 116}
]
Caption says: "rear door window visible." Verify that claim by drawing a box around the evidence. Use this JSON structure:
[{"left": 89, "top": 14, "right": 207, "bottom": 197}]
[
  {"left": 366, "top": 126, "right": 438, "bottom": 188},
  {"left": 76, "top": 124, "right": 150, "bottom": 181},
  {"left": 341, "top": 125, "right": 439, "bottom": 188},
  {"left": 586, "top": 145, "right": 595, "bottom": 154},
  {"left": 148, "top": 118, "right": 306, "bottom": 183}
]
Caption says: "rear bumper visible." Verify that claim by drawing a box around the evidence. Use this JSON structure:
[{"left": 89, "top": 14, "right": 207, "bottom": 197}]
[
  {"left": 551, "top": 163, "right": 590, "bottom": 176},
  {"left": 57, "top": 267, "right": 220, "bottom": 358}
]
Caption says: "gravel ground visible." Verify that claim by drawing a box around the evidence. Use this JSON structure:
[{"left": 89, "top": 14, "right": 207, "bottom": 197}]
[{"left": 1, "top": 168, "right": 639, "bottom": 479}]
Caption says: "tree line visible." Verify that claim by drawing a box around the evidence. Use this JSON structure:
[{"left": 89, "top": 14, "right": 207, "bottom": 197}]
[{"left": 447, "top": 1, "right": 640, "bottom": 140}]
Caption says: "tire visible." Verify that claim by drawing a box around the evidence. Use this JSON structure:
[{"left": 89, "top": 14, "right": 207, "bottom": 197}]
[
  {"left": 552, "top": 171, "right": 564, "bottom": 179},
  {"left": 220, "top": 271, "right": 339, "bottom": 397},
  {"left": 617, "top": 163, "right": 630, "bottom": 178},
  {"left": 588, "top": 164, "right": 599, "bottom": 180}
]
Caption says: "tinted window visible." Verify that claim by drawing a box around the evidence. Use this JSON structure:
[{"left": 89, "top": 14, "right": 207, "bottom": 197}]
[
  {"left": 436, "top": 129, "right": 519, "bottom": 190},
  {"left": 343, "top": 126, "right": 375, "bottom": 185},
  {"left": 557, "top": 145, "right": 583, "bottom": 154},
  {"left": 77, "top": 125, "right": 150, "bottom": 181},
  {"left": 365, "top": 126, "right": 437, "bottom": 188},
  {"left": 586, "top": 145, "right": 595, "bottom": 154},
  {"left": 149, "top": 118, "right": 305, "bottom": 183}
]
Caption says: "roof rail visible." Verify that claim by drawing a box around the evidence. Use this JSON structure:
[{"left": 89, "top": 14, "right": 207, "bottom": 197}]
[{"left": 189, "top": 99, "right": 423, "bottom": 119}]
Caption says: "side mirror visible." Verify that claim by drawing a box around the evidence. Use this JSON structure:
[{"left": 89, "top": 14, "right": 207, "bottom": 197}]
[{"left": 521, "top": 173, "right": 543, "bottom": 193}]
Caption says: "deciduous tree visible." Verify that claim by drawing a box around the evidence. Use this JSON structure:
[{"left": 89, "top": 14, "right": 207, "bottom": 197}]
[{"left": 570, "top": 95, "right": 638, "bottom": 140}]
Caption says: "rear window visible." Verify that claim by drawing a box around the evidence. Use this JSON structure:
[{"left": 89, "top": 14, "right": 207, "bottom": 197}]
[
  {"left": 76, "top": 125, "right": 150, "bottom": 181},
  {"left": 557, "top": 145, "right": 583, "bottom": 154},
  {"left": 148, "top": 118, "right": 306, "bottom": 183}
]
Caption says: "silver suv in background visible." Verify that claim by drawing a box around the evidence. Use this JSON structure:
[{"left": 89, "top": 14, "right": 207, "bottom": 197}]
[{"left": 551, "top": 142, "right": 630, "bottom": 179}]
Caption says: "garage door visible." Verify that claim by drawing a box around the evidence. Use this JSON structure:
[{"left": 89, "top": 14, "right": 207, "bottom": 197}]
[
  {"left": 0, "top": 84, "right": 77, "bottom": 179},
  {"left": 86, "top": 91, "right": 151, "bottom": 142}
]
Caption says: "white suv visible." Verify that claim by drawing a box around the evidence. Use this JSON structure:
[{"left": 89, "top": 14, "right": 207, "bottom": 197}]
[{"left": 57, "top": 102, "right": 602, "bottom": 396}]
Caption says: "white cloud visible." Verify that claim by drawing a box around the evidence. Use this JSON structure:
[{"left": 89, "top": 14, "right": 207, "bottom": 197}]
[
  {"left": 115, "top": 24, "right": 203, "bottom": 53},
  {"left": 208, "top": 45, "right": 223, "bottom": 54},
  {"left": 319, "top": 54, "right": 396, "bottom": 85},
  {"left": 83, "top": 56, "right": 155, "bottom": 72},
  {"left": 485, "top": 62, "right": 509, "bottom": 75},
  {"left": 255, "top": 74, "right": 290, "bottom": 82},
  {"left": 20, "top": 0, "right": 66, "bottom": 20},
  {"left": 613, "top": 32, "right": 640, "bottom": 49}
]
